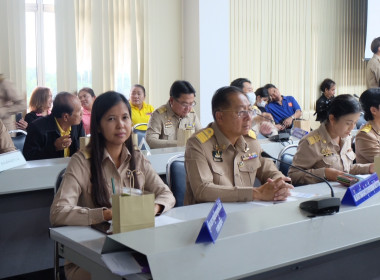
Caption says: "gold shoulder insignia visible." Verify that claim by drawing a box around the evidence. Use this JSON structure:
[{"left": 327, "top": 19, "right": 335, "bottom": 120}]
[
  {"left": 360, "top": 123, "right": 372, "bottom": 133},
  {"left": 247, "top": 129, "right": 256, "bottom": 139},
  {"left": 195, "top": 128, "right": 214, "bottom": 143},
  {"left": 307, "top": 134, "right": 321, "bottom": 145},
  {"left": 157, "top": 106, "right": 167, "bottom": 114}
]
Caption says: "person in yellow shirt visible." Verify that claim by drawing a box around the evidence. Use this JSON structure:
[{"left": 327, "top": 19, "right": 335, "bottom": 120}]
[{"left": 129, "top": 84, "right": 154, "bottom": 131}]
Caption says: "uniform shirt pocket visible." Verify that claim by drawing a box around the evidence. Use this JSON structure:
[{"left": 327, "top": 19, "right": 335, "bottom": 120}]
[
  {"left": 346, "top": 150, "right": 356, "bottom": 161},
  {"left": 163, "top": 125, "right": 176, "bottom": 139},
  {"left": 322, "top": 154, "right": 337, "bottom": 167},
  {"left": 210, "top": 163, "right": 224, "bottom": 185},
  {"left": 238, "top": 160, "right": 259, "bottom": 186}
]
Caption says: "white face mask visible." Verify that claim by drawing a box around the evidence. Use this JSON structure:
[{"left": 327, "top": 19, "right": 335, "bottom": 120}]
[{"left": 258, "top": 100, "right": 267, "bottom": 107}]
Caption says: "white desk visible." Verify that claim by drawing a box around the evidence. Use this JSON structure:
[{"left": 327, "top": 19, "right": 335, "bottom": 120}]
[{"left": 50, "top": 182, "right": 380, "bottom": 280}]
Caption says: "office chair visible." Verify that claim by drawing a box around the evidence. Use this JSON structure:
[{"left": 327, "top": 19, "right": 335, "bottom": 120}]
[
  {"left": 133, "top": 123, "right": 148, "bottom": 150},
  {"left": 166, "top": 154, "right": 186, "bottom": 207},
  {"left": 276, "top": 144, "right": 298, "bottom": 176},
  {"left": 53, "top": 168, "right": 66, "bottom": 280},
  {"left": 8, "top": 129, "right": 27, "bottom": 151}
]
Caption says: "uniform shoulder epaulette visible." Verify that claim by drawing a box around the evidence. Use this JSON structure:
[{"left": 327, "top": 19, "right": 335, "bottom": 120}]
[
  {"left": 307, "top": 133, "right": 321, "bottom": 145},
  {"left": 360, "top": 123, "right": 372, "bottom": 133},
  {"left": 195, "top": 128, "right": 214, "bottom": 143},
  {"left": 157, "top": 106, "right": 167, "bottom": 114},
  {"left": 247, "top": 129, "right": 256, "bottom": 139}
]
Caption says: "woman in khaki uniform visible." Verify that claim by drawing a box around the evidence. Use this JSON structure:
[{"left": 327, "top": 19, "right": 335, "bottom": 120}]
[
  {"left": 356, "top": 88, "right": 380, "bottom": 163},
  {"left": 50, "top": 92, "right": 175, "bottom": 280},
  {"left": 288, "top": 94, "right": 373, "bottom": 186}
]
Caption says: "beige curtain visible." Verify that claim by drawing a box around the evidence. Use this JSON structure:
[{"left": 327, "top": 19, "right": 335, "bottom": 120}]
[
  {"left": 74, "top": 0, "right": 147, "bottom": 96},
  {"left": 230, "top": 0, "right": 367, "bottom": 124},
  {"left": 0, "top": 0, "right": 26, "bottom": 98}
]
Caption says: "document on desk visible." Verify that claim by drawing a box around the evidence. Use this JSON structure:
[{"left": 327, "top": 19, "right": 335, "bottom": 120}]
[
  {"left": 250, "top": 196, "right": 298, "bottom": 206},
  {"left": 101, "top": 251, "right": 142, "bottom": 276}
]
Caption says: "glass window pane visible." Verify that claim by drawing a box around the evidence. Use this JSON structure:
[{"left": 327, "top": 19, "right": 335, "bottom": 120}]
[
  {"left": 43, "top": 12, "right": 57, "bottom": 94},
  {"left": 43, "top": 0, "right": 54, "bottom": 4},
  {"left": 25, "top": 11, "right": 37, "bottom": 107},
  {"left": 25, "top": 0, "right": 36, "bottom": 3}
]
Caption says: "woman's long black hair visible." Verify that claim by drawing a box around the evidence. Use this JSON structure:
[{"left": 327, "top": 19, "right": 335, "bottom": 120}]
[
  {"left": 319, "top": 94, "right": 361, "bottom": 123},
  {"left": 89, "top": 91, "right": 135, "bottom": 208}
]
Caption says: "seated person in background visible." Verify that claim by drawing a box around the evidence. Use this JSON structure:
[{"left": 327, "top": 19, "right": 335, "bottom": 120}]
[
  {"left": 146, "top": 80, "right": 202, "bottom": 148},
  {"left": 184, "top": 86, "right": 293, "bottom": 205},
  {"left": 16, "top": 87, "right": 53, "bottom": 130},
  {"left": 78, "top": 87, "right": 96, "bottom": 135},
  {"left": 0, "top": 119, "right": 16, "bottom": 154},
  {"left": 230, "top": 77, "right": 256, "bottom": 106},
  {"left": 366, "top": 37, "right": 380, "bottom": 89},
  {"left": 264, "top": 83, "right": 302, "bottom": 130},
  {"left": 251, "top": 87, "right": 278, "bottom": 137},
  {"left": 50, "top": 91, "right": 175, "bottom": 280},
  {"left": 130, "top": 84, "right": 154, "bottom": 131},
  {"left": 355, "top": 88, "right": 380, "bottom": 163},
  {"left": 0, "top": 74, "right": 26, "bottom": 131},
  {"left": 315, "top": 79, "right": 336, "bottom": 122},
  {"left": 23, "top": 92, "right": 84, "bottom": 160},
  {"left": 288, "top": 94, "right": 373, "bottom": 186}
]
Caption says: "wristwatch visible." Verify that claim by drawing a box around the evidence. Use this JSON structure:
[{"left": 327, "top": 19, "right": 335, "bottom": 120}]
[{"left": 291, "top": 115, "right": 295, "bottom": 119}]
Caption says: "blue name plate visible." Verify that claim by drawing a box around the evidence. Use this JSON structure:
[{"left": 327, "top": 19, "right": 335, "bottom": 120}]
[
  {"left": 196, "top": 198, "right": 227, "bottom": 244},
  {"left": 341, "top": 173, "right": 380, "bottom": 206}
]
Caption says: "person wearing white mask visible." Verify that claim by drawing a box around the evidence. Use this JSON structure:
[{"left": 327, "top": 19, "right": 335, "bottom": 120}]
[{"left": 230, "top": 78, "right": 256, "bottom": 106}]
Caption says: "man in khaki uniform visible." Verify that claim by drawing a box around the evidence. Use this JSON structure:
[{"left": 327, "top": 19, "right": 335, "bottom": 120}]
[
  {"left": 366, "top": 37, "right": 380, "bottom": 89},
  {"left": 184, "top": 86, "right": 293, "bottom": 205},
  {"left": 146, "top": 80, "right": 202, "bottom": 149},
  {"left": 0, "top": 74, "right": 25, "bottom": 131},
  {"left": 0, "top": 119, "right": 16, "bottom": 154},
  {"left": 355, "top": 88, "right": 380, "bottom": 163}
]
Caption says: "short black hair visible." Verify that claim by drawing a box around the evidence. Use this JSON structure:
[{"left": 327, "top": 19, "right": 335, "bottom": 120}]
[
  {"left": 319, "top": 94, "right": 361, "bottom": 123},
  {"left": 319, "top": 79, "right": 336, "bottom": 93},
  {"left": 230, "top": 78, "right": 251, "bottom": 90},
  {"left": 371, "top": 37, "right": 380, "bottom": 54},
  {"left": 264, "top": 83, "right": 277, "bottom": 90},
  {"left": 255, "top": 87, "right": 269, "bottom": 98},
  {"left": 359, "top": 88, "right": 380, "bottom": 121},
  {"left": 52, "top": 92, "right": 76, "bottom": 118},
  {"left": 169, "top": 80, "right": 196, "bottom": 99},
  {"left": 211, "top": 86, "right": 245, "bottom": 120}
]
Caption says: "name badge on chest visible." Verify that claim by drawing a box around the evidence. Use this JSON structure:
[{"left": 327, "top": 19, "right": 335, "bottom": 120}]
[
  {"left": 164, "top": 120, "right": 173, "bottom": 128},
  {"left": 212, "top": 144, "right": 224, "bottom": 162}
]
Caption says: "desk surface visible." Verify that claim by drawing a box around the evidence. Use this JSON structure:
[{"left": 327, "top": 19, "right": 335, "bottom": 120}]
[{"left": 50, "top": 181, "right": 380, "bottom": 280}]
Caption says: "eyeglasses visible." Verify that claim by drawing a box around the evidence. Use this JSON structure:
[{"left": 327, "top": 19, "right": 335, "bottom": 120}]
[
  {"left": 174, "top": 99, "right": 196, "bottom": 108},
  {"left": 220, "top": 109, "right": 255, "bottom": 118}
]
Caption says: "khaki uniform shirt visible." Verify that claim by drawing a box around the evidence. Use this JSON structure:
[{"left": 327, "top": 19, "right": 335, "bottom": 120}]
[
  {"left": 366, "top": 54, "right": 380, "bottom": 89},
  {"left": 50, "top": 146, "right": 175, "bottom": 226},
  {"left": 146, "top": 101, "right": 202, "bottom": 149},
  {"left": 0, "top": 119, "right": 16, "bottom": 154},
  {"left": 288, "top": 123, "right": 371, "bottom": 185},
  {"left": 0, "top": 76, "right": 25, "bottom": 131},
  {"left": 184, "top": 122, "right": 283, "bottom": 205},
  {"left": 355, "top": 121, "right": 380, "bottom": 164}
]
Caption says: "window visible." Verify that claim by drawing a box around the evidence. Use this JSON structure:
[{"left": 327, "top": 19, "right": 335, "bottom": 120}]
[{"left": 25, "top": 0, "right": 56, "bottom": 105}]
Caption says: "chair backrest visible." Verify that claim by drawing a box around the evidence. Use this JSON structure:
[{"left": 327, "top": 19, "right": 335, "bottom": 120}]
[
  {"left": 166, "top": 154, "right": 185, "bottom": 207},
  {"left": 133, "top": 123, "right": 148, "bottom": 150},
  {"left": 276, "top": 144, "right": 298, "bottom": 176},
  {"left": 55, "top": 168, "right": 66, "bottom": 194},
  {"left": 8, "top": 130, "right": 27, "bottom": 151}
]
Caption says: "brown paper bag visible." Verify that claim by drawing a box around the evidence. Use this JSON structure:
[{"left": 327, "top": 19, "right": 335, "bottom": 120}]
[
  {"left": 293, "top": 120, "right": 310, "bottom": 132},
  {"left": 112, "top": 192, "right": 155, "bottom": 234}
]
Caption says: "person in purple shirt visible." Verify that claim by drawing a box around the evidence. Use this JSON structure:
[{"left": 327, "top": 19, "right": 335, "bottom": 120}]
[{"left": 264, "top": 84, "right": 302, "bottom": 130}]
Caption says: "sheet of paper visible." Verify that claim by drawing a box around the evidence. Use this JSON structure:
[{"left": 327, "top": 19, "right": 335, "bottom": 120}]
[
  {"left": 249, "top": 196, "right": 298, "bottom": 206},
  {"left": 155, "top": 215, "right": 183, "bottom": 227},
  {"left": 290, "top": 191, "right": 316, "bottom": 198},
  {"left": 101, "top": 251, "right": 141, "bottom": 277}
]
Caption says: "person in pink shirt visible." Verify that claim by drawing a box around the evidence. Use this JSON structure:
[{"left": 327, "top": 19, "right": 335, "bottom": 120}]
[{"left": 78, "top": 87, "right": 96, "bottom": 135}]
